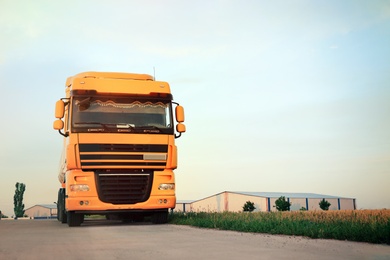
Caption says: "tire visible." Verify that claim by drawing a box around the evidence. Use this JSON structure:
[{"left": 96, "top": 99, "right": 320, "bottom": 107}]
[
  {"left": 57, "top": 189, "right": 61, "bottom": 221},
  {"left": 57, "top": 189, "right": 67, "bottom": 224},
  {"left": 151, "top": 210, "right": 168, "bottom": 224},
  {"left": 67, "top": 211, "right": 83, "bottom": 227}
]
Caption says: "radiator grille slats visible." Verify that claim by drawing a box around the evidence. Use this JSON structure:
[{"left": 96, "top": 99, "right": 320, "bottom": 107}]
[{"left": 96, "top": 170, "right": 153, "bottom": 204}]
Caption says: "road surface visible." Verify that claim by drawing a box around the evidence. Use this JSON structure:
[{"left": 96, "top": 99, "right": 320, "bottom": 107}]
[{"left": 0, "top": 219, "right": 389, "bottom": 259}]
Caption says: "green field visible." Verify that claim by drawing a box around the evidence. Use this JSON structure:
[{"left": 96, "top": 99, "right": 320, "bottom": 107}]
[{"left": 169, "top": 210, "right": 390, "bottom": 244}]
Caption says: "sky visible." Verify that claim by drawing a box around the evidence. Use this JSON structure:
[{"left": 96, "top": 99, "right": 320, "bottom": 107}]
[{"left": 0, "top": 0, "right": 389, "bottom": 216}]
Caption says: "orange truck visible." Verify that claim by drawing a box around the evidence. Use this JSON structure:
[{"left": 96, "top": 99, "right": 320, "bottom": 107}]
[{"left": 53, "top": 72, "right": 185, "bottom": 226}]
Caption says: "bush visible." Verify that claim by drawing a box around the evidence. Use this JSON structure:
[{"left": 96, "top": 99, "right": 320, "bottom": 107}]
[
  {"left": 319, "top": 199, "right": 331, "bottom": 210},
  {"left": 0, "top": 211, "right": 8, "bottom": 218},
  {"left": 242, "top": 201, "right": 256, "bottom": 212},
  {"left": 274, "top": 196, "right": 291, "bottom": 211}
]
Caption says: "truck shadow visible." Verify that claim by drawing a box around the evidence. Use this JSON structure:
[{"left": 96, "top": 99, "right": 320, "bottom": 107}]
[{"left": 79, "top": 218, "right": 154, "bottom": 227}]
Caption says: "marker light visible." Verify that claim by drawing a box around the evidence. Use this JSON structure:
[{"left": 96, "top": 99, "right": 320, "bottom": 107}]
[
  {"left": 158, "top": 183, "right": 175, "bottom": 190},
  {"left": 70, "top": 184, "right": 90, "bottom": 192}
]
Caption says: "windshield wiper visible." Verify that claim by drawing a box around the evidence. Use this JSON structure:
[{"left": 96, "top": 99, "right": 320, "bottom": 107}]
[
  {"left": 116, "top": 123, "right": 135, "bottom": 129},
  {"left": 74, "top": 122, "right": 118, "bottom": 130},
  {"left": 138, "top": 125, "right": 165, "bottom": 132},
  {"left": 75, "top": 122, "right": 137, "bottom": 131}
]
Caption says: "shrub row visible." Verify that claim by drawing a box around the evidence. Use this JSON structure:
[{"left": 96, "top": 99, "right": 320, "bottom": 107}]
[{"left": 169, "top": 210, "right": 390, "bottom": 244}]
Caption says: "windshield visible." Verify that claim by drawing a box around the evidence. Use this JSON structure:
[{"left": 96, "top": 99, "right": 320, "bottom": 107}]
[{"left": 71, "top": 96, "right": 173, "bottom": 134}]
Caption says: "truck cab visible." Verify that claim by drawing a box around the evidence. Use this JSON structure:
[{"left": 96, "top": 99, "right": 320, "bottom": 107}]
[{"left": 53, "top": 72, "right": 185, "bottom": 226}]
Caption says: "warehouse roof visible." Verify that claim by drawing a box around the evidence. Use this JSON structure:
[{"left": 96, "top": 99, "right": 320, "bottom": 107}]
[
  {"left": 178, "top": 191, "right": 355, "bottom": 205},
  {"left": 230, "top": 191, "right": 353, "bottom": 199},
  {"left": 37, "top": 204, "right": 57, "bottom": 209},
  {"left": 176, "top": 200, "right": 195, "bottom": 204}
]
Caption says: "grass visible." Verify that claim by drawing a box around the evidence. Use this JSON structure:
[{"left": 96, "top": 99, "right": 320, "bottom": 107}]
[{"left": 168, "top": 209, "right": 390, "bottom": 244}]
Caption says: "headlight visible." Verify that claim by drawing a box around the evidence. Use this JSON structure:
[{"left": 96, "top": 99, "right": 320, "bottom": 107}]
[
  {"left": 70, "top": 184, "right": 90, "bottom": 192},
  {"left": 158, "top": 183, "right": 175, "bottom": 190}
]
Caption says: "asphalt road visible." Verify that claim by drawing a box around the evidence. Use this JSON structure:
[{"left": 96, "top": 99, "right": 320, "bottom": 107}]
[{"left": 1, "top": 219, "right": 389, "bottom": 260}]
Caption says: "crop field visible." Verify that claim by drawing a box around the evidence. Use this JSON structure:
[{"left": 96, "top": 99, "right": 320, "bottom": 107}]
[{"left": 169, "top": 209, "right": 390, "bottom": 244}]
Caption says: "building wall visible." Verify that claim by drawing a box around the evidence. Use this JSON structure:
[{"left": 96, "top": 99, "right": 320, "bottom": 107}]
[
  {"left": 226, "top": 193, "right": 267, "bottom": 212},
  {"left": 25, "top": 206, "right": 57, "bottom": 218},
  {"left": 270, "top": 197, "right": 308, "bottom": 211},
  {"left": 175, "top": 192, "right": 356, "bottom": 213},
  {"left": 339, "top": 198, "right": 356, "bottom": 210},
  {"left": 308, "top": 198, "right": 339, "bottom": 210},
  {"left": 175, "top": 203, "right": 193, "bottom": 212},
  {"left": 269, "top": 198, "right": 278, "bottom": 212},
  {"left": 327, "top": 199, "right": 340, "bottom": 210},
  {"left": 191, "top": 193, "right": 227, "bottom": 212},
  {"left": 175, "top": 203, "right": 185, "bottom": 212},
  {"left": 308, "top": 198, "right": 322, "bottom": 210},
  {"left": 188, "top": 192, "right": 268, "bottom": 212},
  {"left": 290, "top": 198, "right": 307, "bottom": 211}
]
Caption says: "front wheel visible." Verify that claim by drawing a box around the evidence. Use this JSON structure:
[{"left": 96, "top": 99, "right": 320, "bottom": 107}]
[
  {"left": 57, "top": 189, "right": 67, "bottom": 224},
  {"left": 151, "top": 210, "right": 168, "bottom": 224}
]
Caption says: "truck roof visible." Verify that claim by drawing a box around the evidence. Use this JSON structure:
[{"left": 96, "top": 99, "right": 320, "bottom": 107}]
[
  {"left": 65, "top": 71, "right": 172, "bottom": 98},
  {"left": 66, "top": 72, "right": 154, "bottom": 86}
]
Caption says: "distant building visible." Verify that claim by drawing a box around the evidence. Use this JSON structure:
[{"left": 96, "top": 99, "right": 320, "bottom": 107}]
[
  {"left": 175, "top": 200, "right": 195, "bottom": 213},
  {"left": 175, "top": 191, "right": 356, "bottom": 212},
  {"left": 24, "top": 204, "right": 57, "bottom": 218}
]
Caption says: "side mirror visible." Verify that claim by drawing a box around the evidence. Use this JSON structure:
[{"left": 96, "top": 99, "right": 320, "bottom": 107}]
[
  {"left": 175, "top": 123, "right": 186, "bottom": 139},
  {"left": 175, "top": 105, "right": 185, "bottom": 123},
  {"left": 176, "top": 123, "right": 186, "bottom": 133},
  {"left": 53, "top": 119, "right": 64, "bottom": 130},
  {"left": 55, "top": 100, "right": 65, "bottom": 119}
]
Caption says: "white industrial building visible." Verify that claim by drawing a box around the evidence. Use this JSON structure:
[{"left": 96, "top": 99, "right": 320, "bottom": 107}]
[
  {"left": 24, "top": 204, "right": 57, "bottom": 218},
  {"left": 176, "top": 191, "right": 356, "bottom": 212}
]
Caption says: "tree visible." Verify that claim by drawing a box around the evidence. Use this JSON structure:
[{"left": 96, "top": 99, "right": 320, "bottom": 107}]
[
  {"left": 242, "top": 201, "right": 256, "bottom": 212},
  {"left": 319, "top": 198, "right": 331, "bottom": 211},
  {"left": 274, "top": 196, "right": 291, "bottom": 211},
  {"left": 14, "top": 182, "right": 26, "bottom": 218},
  {"left": 1, "top": 210, "right": 8, "bottom": 219}
]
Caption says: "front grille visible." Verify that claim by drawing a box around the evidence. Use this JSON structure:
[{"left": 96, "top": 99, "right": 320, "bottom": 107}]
[
  {"left": 96, "top": 170, "right": 153, "bottom": 204},
  {"left": 80, "top": 144, "right": 167, "bottom": 153},
  {"left": 79, "top": 144, "right": 168, "bottom": 169}
]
